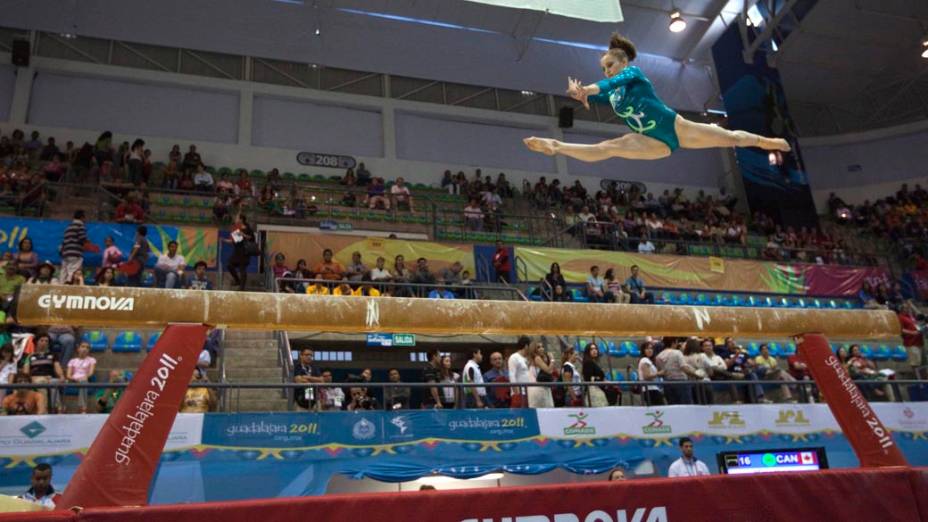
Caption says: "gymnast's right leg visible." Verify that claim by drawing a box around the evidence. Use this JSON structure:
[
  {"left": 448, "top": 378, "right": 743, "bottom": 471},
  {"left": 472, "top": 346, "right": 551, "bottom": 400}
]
[{"left": 523, "top": 134, "right": 671, "bottom": 162}]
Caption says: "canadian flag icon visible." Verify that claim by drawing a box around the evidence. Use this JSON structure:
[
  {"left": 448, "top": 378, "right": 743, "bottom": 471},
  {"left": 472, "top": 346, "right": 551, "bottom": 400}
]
[{"left": 800, "top": 452, "right": 815, "bottom": 465}]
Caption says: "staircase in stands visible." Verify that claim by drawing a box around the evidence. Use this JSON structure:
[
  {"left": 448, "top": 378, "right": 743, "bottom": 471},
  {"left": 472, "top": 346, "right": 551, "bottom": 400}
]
[{"left": 220, "top": 330, "right": 290, "bottom": 412}]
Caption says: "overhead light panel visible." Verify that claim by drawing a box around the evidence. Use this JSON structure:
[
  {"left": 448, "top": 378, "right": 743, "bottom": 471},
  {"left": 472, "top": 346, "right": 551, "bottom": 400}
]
[
  {"left": 668, "top": 9, "right": 686, "bottom": 33},
  {"left": 922, "top": 39, "right": 928, "bottom": 59}
]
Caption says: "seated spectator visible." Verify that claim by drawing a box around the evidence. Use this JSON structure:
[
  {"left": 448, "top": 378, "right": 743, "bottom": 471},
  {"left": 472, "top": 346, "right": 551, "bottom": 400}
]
[
  {"left": 293, "top": 347, "right": 324, "bottom": 409},
  {"left": 603, "top": 268, "right": 630, "bottom": 304},
  {"left": 543, "top": 262, "right": 566, "bottom": 301},
  {"left": 181, "top": 371, "right": 217, "bottom": 413},
  {"left": 340, "top": 168, "right": 357, "bottom": 186},
  {"left": 345, "top": 251, "right": 368, "bottom": 282},
  {"left": 366, "top": 177, "right": 390, "bottom": 210},
  {"left": 333, "top": 280, "right": 353, "bottom": 296},
  {"left": 383, "top": 368, "right": 411, "bottom": 410},
  {"left": 313, "top": 248, "right": 344, "bottom": 281},
  {"left": 586, "top": 265, "right": 606, "bottom": 302},
  {"left": 305, "top": 278, "right": 330, "bottom": 295},
  {"left": 428, "top": 283, "right": 455, "bottom": 299},
  {"left": 577, "top": 206, "right": 596, "bottom": 223},
  {"left": 177, "top": 171, "right": 195, "bottom": 191},
  {"left": 341, "top": 190, "right": 357, "bottom": 208},
  {"left": 353, "top": 277, "right": 381, "bottom": 297},
  {"left": 411, "top": 257, "right": 436, "bottom": 289},
  {"left": 439, "top": 261, "right": 464, "bottom": 286},
  {"left": 2, "top": 372, "right": 47, "bottom": 415},
  {"left": 552, "top": 284, "right": 572, "bottom": 302},
  {"left": 66, "top": 341, "right": 96, "bottom": 414},
  {"left": 271, "top": 252, "right": 290, "bottom": 280},
  {"left": 464, "top": 199, "right": 484, "bottom": 231},
  {"left": 390, "top": 177, "right": 414, "bottom": 211},
  {"left": 193, "top": 164, "right": 214, "bottom": 191},
  {"left": 637, "top": 235, "right": 656, "bottom": 254},
  {"left": 726, "top": 344, "right": 767, "bottom": 403},
  {"left": 441, "top": 170, "right": 454, "bottom": 193},
  {"left": 235, "top": 169, "right": 253, "bottom": 197},
  {"left": 28, "top": 261, "right": 59, "bottom": 285},
  {"left": 42, "top": 155, "right": 65, "bottom": 182},
  {"left": 370, "top": 256, "right": 392, "bottom": 282},
  {"left": 0, "top": 261, "right": 25, "bottom": 299},
  {"left": 213, "top": 195, "right": 232, "bottom": 223},
  {"left": 185, "top": 261, "right": 213, "bottom": 290},
  {"left": 280, "top": 259, "right": 311, "bottom": 293},
  {"left": 154, "top": 240, "right": 186, "bottom": 289},
  {"left": 24, "top": 333, "right": 65, "bottom": 412},
  {"left": 215, "top": 172, "right": 235, "bottom": 194},
  {"left": 624, "top": 265, "right": 654, "bottom": 304},
  {"left": 754, "top": 343, "right": 796, "bottom": 402},
  {"left": 847, "top": 344, "right": 894, "bottom": 401},
  {"left": 96, "top": 266, "right": 118, "bottom": 287}
]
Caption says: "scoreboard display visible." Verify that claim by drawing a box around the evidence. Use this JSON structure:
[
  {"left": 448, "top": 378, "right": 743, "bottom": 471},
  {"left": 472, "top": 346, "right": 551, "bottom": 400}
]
[{"left": 717, "top": 448, "right": 829, "bottom": 475}]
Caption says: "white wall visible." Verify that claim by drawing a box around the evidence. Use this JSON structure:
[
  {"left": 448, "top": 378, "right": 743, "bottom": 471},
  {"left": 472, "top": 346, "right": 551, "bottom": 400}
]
[
  {"left": 29, "top": 72, "right": 240, "bottom": 143},
  {"left": 0, "top": 64, "right": 14, "bottom": 123},
  {"left": 801, "top": 120, "right": 928, "bottom": 210},
  {"left": 0, "top": 55, "right": 726, "bottom": 200}
]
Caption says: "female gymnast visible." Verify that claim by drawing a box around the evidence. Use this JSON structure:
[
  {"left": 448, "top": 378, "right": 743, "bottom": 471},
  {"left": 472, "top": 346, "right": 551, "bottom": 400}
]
[{"left": 524, "top": 33, "right": 791, "bottom": 161}]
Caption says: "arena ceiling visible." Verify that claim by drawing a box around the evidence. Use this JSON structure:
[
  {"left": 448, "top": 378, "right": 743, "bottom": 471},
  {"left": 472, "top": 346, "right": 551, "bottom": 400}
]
[{"left": 3, "top": 0, "right": 928, "bottom": 136}]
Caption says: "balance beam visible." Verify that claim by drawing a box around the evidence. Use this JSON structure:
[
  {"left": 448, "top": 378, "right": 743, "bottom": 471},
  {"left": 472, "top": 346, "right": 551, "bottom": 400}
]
[{"left": 14, "top": 284, "right": 901, "bottom": 339}]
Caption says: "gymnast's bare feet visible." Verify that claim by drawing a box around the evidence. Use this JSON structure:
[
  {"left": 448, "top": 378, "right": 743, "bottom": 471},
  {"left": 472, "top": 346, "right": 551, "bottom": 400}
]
[{"left": 523, "top": 137, "right": 559, "bottom": 156}]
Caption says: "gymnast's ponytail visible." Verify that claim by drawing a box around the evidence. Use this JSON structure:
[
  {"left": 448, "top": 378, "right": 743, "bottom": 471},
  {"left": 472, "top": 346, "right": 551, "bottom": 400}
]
[{"left": 607, "top": 32, "right": 637, "bottom": 62}]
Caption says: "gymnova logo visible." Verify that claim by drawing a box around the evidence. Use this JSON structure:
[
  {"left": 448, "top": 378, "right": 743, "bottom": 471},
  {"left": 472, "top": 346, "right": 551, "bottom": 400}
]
[
  {"left": 461, "top": 506, "right": 668, "bottom": 522},
  {"left": 642, "top": 411, "right": 672, "bottom": 435},
  {"left": 564, "top": 411, "right": 595, "bottom": 436},
  {"left": 38, "top": 294, "right": 135, "bottom": 312}
]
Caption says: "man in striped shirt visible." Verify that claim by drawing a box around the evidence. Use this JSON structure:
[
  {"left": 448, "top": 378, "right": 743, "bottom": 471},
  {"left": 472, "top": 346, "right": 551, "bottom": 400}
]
[{"left": 59, "top": 210, "right": 87, "bottom": 284}]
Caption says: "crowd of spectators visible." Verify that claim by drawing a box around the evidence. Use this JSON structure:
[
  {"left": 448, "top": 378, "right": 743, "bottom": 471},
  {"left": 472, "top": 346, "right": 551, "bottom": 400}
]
[
  {"left": 827, "top": 182, "right": 928, "bottom": 269},
  {"left": 286, "top": 328, "right": 924, "bottom": 412},
  {"left": 273, "top": 248, "right": 476, "bottom": 299}
]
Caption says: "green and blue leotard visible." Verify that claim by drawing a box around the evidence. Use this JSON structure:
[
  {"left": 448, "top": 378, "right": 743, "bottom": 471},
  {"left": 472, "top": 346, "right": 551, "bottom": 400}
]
[{"left": 589, "top": 66, "right": 680, "bottom": 152}]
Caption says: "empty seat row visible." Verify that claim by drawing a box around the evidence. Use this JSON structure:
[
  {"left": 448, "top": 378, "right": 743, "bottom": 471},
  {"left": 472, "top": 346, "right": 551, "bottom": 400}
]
[{"left": 81, "top": 330, "right": 161, "bottom": 353}]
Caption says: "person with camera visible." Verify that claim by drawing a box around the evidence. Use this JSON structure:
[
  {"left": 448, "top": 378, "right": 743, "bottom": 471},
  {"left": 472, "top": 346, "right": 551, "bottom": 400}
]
[{"left": 347, "top": 377, "right": 379, "bottom": 411}]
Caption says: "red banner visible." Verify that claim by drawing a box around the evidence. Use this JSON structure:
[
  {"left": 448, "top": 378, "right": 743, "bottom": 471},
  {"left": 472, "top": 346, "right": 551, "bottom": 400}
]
[
  {"left": 0, "top": 469, "right": 923, "bottom": 522},
  {"left": 57, "top": 324, "right": 209, "bottom": 510},
  {"left": 798, "top": 333, "right": 908, "bottom": 467},
  {"left": 802, "top": 265, "right": 891, "bottom": 297}
]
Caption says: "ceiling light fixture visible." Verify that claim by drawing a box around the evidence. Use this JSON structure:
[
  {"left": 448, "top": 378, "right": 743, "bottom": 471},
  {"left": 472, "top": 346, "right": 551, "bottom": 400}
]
[
  {"left": 922, "top": 39, "right": 928, "bottom": 59},
  {"left": 668, "top": 9, "right": 686, "bottom": 33}
]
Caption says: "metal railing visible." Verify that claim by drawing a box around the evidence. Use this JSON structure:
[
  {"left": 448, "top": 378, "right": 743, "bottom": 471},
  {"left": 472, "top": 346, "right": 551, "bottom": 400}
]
[
  {"left": 6, "top": 379, "right": 924, "bottom": 413},
  {"left": 573, "top": 221, "right": 886, "bottom": 267}
]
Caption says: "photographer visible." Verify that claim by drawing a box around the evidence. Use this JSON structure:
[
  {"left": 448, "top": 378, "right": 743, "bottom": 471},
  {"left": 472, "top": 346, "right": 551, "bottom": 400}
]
[{"left": 347, "top": 377, "right": 379, "bottom": 411}]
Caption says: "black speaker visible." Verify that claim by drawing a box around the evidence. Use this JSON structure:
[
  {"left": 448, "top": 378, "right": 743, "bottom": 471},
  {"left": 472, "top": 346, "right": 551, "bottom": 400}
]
[
  {"left": 558, "top": 106, "right": 574, "bottom": 128},
  {"left": 11, "top": 39, "right": 29, "bottom": 67}
]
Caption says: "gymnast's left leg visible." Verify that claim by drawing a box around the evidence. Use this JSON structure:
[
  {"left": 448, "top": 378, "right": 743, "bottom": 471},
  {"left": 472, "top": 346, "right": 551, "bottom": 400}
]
[
  {"left": 523, "top": 134, "right": 671, "bottom": 162},
  {"left": 675, "top": 116, "right": 791, "bottom": 152}
]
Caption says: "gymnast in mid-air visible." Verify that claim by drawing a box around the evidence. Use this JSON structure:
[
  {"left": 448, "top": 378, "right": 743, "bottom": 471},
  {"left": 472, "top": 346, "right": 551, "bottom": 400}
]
[{"left": 524, "top": 33, "right": 791, "bottom": 162}]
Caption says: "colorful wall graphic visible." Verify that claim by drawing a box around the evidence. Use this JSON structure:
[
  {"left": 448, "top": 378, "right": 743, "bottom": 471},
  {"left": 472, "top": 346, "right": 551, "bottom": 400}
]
[
  {"left": 1, "top": 404, "right": 926, "bottom": 503},
  {"left": 515, "top": 246, "right": 888, "bottom": 296},
  {"left": 0, "top": 216, "right": 219, "bottom": 268}
]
